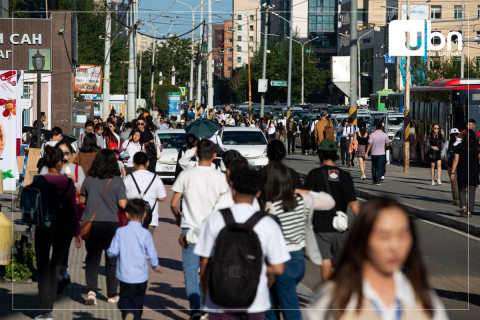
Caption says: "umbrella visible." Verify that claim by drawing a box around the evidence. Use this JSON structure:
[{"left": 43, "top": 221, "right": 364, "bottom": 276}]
[{"left": 185, "top": 118, "right": 220, "bottom": 138}]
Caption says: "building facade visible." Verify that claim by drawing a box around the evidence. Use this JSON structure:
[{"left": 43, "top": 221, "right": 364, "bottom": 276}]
[
  {"left": 223, "top": 20, "right": 233, "bottom": 79},
  {"left": 232, "top": 0, "right": 261, "bottom": 70}
]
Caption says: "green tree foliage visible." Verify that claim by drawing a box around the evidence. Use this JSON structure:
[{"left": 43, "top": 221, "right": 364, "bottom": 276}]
[
  {"left": 410, "top": 57, "right": 480, "bottom": 86},
  {"left": 230, "top": 38, "right": 329, "bottom": 104},
  {"left": 154, "top": 84, "right": 181, "bottom": 112}
]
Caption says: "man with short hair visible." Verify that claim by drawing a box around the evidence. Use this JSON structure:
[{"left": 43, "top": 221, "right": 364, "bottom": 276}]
[
  {"left": 77, "top": 120, "right": 94, "bottom": 149},
  {"left": 305, "top": 139, "right": 359, "bottom": 281},
  {"left": 195, "top": 165, "right": 290, "bottom": 319},
  {"left": 124, "top": 152, "right": 167, "bottom": 235},
  {"left": 171, "top": 140, "right": 229, "bottom": 319},
  {"left": 158, "top": 118, "right": 168, "bottom": 130},
  {"left": 365, "top": 122, "right": 390, "bottom": 185},
  {"left": 40, "top": 126, "right": 63, "bottom": 157},
  {"left": 461, "top": 118, "right": 480, "bottom": 139},
  {"left": 314, "top": 111, "right": 333, "bottom": 146}
]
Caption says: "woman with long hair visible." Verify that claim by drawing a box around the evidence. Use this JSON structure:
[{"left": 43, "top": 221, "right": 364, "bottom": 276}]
[
  {"left": 451, "top": 129, "right": 480, "bottom": 217},
  {"left": 427, "top": 123, "right": 445, "bottom": 186},
  {"left": 266, "top": 118, "right": 277, "bottom": 140},
  {"left": 355, "top": 122, "right": 369, "bottom": 179},
  {"left": 306, "top": 197, "right": 448, "bottom": 320},
  {"left": 263, "top": 162, "right": 335, "bottom": 320},
  {"left": 72, "top": 132, "right": 99, "bottom": 177},
  {"left": 135, "top": 117, "right": 157, "bottom": 173},
  {"left": 78, "top": 149, "right": 127, "bottom": 306},
  {"left": 121, "top": 129, "right": 144, "bottom": 175},
  {"left": 34, "top": 146, "right": 79, "bottom": 320},
  {"left": 104, "top": 125, "right": 119, "bottom": 150},
  {"left": 94, "top": 123, "right": 106, "bottom": 149}
]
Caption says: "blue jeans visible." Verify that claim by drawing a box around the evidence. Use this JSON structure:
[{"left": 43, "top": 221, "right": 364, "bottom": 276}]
[
  {"left": 266, "top": 250, "right": 305, "bottom": 320},
  {"left": 182, "top": 228, "right": 201, "bottom": 309},
  {"left": 371, "top": 154, "right": 386, "bottom": 184}
]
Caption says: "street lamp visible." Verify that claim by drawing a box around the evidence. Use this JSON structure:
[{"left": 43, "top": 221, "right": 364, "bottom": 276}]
[
  {"left": 32, "top": 49, "right": 45, "bottom": 148},
  {"left": 287, "top": 36, "right": 319, "bottom": 104}
]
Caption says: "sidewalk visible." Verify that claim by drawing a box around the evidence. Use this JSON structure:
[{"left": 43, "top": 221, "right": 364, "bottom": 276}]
[
  {"left": 0, "top": 187, "right": 189, "bottom": 320},
  {"left": 343, "top": 161, "right": 480, "bottom": 237}
]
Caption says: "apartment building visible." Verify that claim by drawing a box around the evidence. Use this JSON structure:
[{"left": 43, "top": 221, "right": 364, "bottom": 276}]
[
  {"left": 224, "top": 20, "right": 234, "bottom": 78},
  {"left": 232, "top": 0, "right": 261, "bottom": 70}
]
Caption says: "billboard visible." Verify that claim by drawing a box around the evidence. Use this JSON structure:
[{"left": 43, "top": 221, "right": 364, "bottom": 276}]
[
  {"left": 167, "top": 92, "right": 181, "bottom": 116},
  {"left": 0, "top": 70, "right": 21, "bottom": 191},
  {"left": 74, "top": 65, "right": 102, "bottom": 93}
]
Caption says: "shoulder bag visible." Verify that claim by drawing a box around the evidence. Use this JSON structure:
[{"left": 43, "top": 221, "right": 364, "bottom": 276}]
[{"left": 80, "top": 178, "right": 112, "bottom": 240}]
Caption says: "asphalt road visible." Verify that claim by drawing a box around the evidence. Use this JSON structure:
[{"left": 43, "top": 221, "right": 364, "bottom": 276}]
[{"left": 283, "top": 153, "right": 480, "bottom": 319}]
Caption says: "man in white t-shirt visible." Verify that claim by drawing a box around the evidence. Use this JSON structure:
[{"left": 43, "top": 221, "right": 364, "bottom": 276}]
[
  {"left": 124, "top": 152, "right": 167, "bottom": 235},
  {"left": 171, "top": 140, "right": 229, "bottom": 319},
  {"left": 195, "top": 165, "right": 290, "bottom": 318}
]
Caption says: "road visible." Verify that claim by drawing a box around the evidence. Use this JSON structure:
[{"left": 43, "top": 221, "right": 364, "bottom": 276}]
[{"left": 284, "top": 153, "right": 480, "bottom": 319}]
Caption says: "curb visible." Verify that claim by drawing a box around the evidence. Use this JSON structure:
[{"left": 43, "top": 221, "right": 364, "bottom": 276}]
[{"left": 355, "top": 188, "right": 480, "bottom": 238}]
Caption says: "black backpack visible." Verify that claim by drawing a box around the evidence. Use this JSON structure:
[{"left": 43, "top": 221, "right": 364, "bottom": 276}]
[
  {"left": 208, "top": 208, "right": 266, "bottom": 308},
  {"left": 130, "top": 173, "right": 158, "bottom": 229},
  {"left": 20, "top": 176, "right": 76, "bottom": 235}
]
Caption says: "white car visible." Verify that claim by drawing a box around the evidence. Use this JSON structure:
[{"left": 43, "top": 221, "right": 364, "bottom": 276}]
[
  {"left": 220, "top": 127, "right": 268, "bottom": 168},
  {"left": 155, "top": 129, "right": 186, "bottom": 179}
]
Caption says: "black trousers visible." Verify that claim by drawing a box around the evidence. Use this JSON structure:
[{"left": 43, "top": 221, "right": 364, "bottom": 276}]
[
  {"left": 35, "top": 227, "right": 72, "bottom": 312},
  {"left": 287, "top": 133, "right": 296, "bottom": 154},
  {"left": 340, "top": 138, "right": 351, "bottom": 164},
  {"left": 301, "top": 133, "right": 310, "bottom": 153},
  {"left": 118, "top": 281, "right": 148, "bottom": 320},
  {"left": 85, "top": 221, "right": 119, "bottom": 298}
]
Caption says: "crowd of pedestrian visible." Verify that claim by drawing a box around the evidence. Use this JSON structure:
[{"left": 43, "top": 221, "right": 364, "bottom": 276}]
[{"left": 24, "top": 105, "right": 453, "bottom": 320}]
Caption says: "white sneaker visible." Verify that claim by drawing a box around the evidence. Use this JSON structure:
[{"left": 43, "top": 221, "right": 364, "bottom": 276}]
[
  {"left": 86, "top": 291, "right": 97, "bottom": 305},
  {"left": 381, "top": 176, "right": 384, "bottom": 181},
  {"left": 108, "top": 295, "right": 120, "bottom": 303},
  {"left": 437, "top": 179, "right": 442, "bottom": 185},
  {"left": 431, "top": 180, "right": 435, "bottom": 186}
]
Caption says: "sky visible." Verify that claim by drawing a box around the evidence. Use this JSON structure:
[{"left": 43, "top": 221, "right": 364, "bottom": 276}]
[{"left": 137, "top": 0, "right": 233, "bottom": 38}]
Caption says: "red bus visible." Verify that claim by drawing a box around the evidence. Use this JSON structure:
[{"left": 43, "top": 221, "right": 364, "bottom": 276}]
[{"left": 409, "top": 79, "right": 480, "bottom": 163}]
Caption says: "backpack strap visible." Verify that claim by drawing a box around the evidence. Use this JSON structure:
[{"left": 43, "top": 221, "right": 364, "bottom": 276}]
[
  {"left": 130, "top": 173, "right": 142, "bottom": 195},
  {"left": 75, "top": 164, "right": 79, "bottom": 183},
  {"left": 219, "top": 208, "right": 236, "bottom": 226},
  {"left": 244, "top": 211, "right": 267, "bottom": 230},
  {"left": 143, "top": 173, "right": 157, "bottom": 195}
]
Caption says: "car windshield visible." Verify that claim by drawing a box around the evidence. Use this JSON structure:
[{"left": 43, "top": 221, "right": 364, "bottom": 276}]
[
  {"left": 387, "top": 117, "right": 403, "bottom": 126},
  {"left": 222, "top": 131, "right": 267, "bottom": 145},
  {"left": 157, "top": 133, "right": 186, "bottom": 148}
]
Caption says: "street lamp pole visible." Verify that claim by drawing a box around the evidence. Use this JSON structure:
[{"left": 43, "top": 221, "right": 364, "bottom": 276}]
[
  {"left": 260, "top": 4, "right": 272, "bottom": 118},
  {"left": 32, "top": 49, "right": 45, "bottom": 148},
  {"left": 357, "top": 29, "right": 375, "bottom": 101},
  {"left": 196, "top": 0, "right": 204, "bottom": 118}
]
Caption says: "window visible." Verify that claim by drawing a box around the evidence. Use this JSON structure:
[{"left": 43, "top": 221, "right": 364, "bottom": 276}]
[
  {"left": 237, "top": 14, "right": 242, "bottom": 20},
  {"left": 430, "top": 6, "right": 441, "bottom": 19},
  {"left": 237, "top": 35, "right": 242, "bottom": 41},
  {"left": 454, "top": 5, "right": 463, "bottom": 19},
  {"left": 250, "top": 46, "right": 253, "bottom": 52},
  {"left": 227, "top": 38, "right": 233, "bottom": 43},
  {"left": 227, "top": 47, "right": 233, "bottom": 53},
  {"left": 250, "top": 25, "right": 253, "bottom": 31},
  {"left": 249, "top": 36, "right": 254, "bottom": 42},
  {"left": 478, "top": 5, "right": 480, "bottom": 18},
  {"left": 228, "top": 57, "right": 233, "bottom": 62},
  {"left": 237, "top": 45, "right": 242, "bottom": 52},
  {"left": 228, "top": 67, "right": 232, "bottom": 72},
  {"left": 227, "top": 27, "right": 233, "bottom": 31},
  {"left": 237, "top": 57, "right": 241, "bottom": 63},
  {"left": 431, "top": 35, "right": 441, "bottom": 45},
  {"left": 250, "top": 15, "right": 254, "bottom": 21},
  {"left": 237, "top": 25, "right": 242, "bottom": 31}
]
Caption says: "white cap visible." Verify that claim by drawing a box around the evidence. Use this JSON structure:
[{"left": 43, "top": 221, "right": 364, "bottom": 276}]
[{"left": 450, "top": 128, "right": 460, "bottom": 134}]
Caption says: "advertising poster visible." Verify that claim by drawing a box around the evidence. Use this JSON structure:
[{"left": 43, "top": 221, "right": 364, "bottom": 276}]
[
  {"left": 0, "top": 70, "right": 20, "bottom": 191},
  {"left": 74, "top": 65, "right": 102, "bottom": 93},
  {"left": 167, "top": 92, "right": 181, "bottom": 116}
]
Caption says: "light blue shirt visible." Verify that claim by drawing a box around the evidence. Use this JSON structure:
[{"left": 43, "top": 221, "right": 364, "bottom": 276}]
[
  {"left": 158, "top": 123, "right": 168, "bottom": 130},
  {"left": 107, "top": 221, "right": 160, "bottom": 284}
]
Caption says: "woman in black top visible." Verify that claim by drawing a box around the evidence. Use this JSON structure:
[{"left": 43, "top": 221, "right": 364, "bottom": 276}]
[
  {"left": 451, "top": 129, "right": 480, "bottom": 217},
  {"left": 428, "top": 124, "right": 445, "bottom": 186},
  {"left": 355, "top": 122, "right": 369, "bottom": 180}
]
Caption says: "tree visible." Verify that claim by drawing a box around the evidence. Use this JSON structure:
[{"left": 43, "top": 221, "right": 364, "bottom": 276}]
[{"left": 154, "top": 84, "right": 181, "bottom": 112}]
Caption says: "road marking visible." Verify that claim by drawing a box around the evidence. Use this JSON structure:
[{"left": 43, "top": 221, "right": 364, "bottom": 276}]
[{"left": 413, "top": 217, "right": 480, "bottom": 241}]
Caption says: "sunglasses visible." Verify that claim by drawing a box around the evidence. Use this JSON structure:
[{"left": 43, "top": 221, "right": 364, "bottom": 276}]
[
  {"left": 63, "top": 152, "right": 70, "bottom": 156},
  {"left": 433, "top": 127, "right": 439, "bottom": 130},
  {"left": 137, "top": 123, "right": 145, "bottom": 126}
]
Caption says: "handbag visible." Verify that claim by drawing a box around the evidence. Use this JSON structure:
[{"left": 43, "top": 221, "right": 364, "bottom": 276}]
[
  {"left": 426, "top": 148, "right": 436, "bottom": 162},
  {"left": 80, "top": 178, "right": 112, "bottom": 240}
]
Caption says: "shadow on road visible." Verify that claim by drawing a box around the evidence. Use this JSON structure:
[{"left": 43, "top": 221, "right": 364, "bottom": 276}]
[{"left": 435, "top": 288, "right": 480, "bottom": 307}]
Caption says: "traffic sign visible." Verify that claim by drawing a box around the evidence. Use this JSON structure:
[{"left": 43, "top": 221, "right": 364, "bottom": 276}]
[
  {"left": 179, "top": 87, "right": 186, "bottom": 96},
  {"left": 167, "top": 92, "right": 181, "bottom": 96},
  {"left": 385, "top": 54, "right": 395, "bottom": 64},
  {"left": 270, "top": 80, "right": 287, "bottom": 87}
]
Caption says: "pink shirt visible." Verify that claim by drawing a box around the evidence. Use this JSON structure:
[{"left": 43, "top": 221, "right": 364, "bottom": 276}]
[{"left": 368, "top": 130, "right": 390, "bottom": 156}]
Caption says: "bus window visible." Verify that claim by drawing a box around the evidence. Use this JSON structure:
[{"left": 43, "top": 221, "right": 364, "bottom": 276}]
[
  {"left": 439, "top": 102, "right": 446, "bottom": 132},
  {"left": 431, "top": 101, "right": 439, "bottom": 125}
]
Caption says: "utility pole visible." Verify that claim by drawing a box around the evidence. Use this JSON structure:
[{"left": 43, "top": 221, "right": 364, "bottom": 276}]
[
  {"left": 286, "top": 0, "right": 293, "bottom": 114},
  {"left": 127, "top": 0, "right": 137, "bottom": 121},
  {"left": 460, "top": 0, "right": 465, "bottom": 78},
  {"left": 138, "top": 48, "right": 142, "bottom": 99},
  {"left": 189, "top": 5, "right": 195, "bottom": 102},
  {"left": 196, "top": 0, "right": 204, "bottom": 118},
  {"left": 349, "top": 0, "right": 358, "bottom": 110},
  {"left": 150, "top": 30, "right": 156, "bottom": 110},
  {"left": 247, "top": 14, "right": 252, "bottom": 120},
  {"left": 404, "top": 0, "right": 411, "bottom": 172},
  {"left": 159, "top": 71, "right": 163, "bottom": 85},
  {"left": 172, "top": 66, "right": 176, "bottom": 85},
  {"left": 207, "top": 0, "right": 213, "bottom": 116},
  {"left": 103, "top": 0, "right": 111, "bottom": 120},
  {"left": 260, "top": 4, "right": 270, "bottom": 118}
]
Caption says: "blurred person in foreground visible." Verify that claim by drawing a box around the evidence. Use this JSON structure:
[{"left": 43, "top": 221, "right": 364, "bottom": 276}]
[{"left": 306, "top": 197, "right": 448, "bottom": 320}]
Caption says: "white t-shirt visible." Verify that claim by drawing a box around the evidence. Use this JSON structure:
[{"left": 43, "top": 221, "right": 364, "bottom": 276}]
[
  {"left": 213, "top": 188, "right": 261, "bottom": 212},
  {"left": 278, "top": 118, "right": 287, "bottom": 127},
  {"left": 40, "top": 140, "right": 60, "bottom": 157},
  {"left": 267, "top": 122, "right": 276, "bottom": 135},
  {"left": 124, "top": 169, "right": 167, "bottom": 227},
  {"left": 121, "top": 140, "right": 143, "bottom": 168},
  {"left": 194, "top": 203, "right": 291, "bottom": 313},
  {"left": 172, "top": 165, "right": 229, "bottom": 230}
]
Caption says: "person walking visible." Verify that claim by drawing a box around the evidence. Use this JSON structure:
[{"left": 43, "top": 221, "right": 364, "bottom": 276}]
[
  {"left": 305, "top": 139, "right": 360, "bottom": 281},
  {"left": 72, "top": 133, "right": 99, "bottom": 177},
  {"left": 104, "top": 125, "right": 119, "bottom": 150},
  {"left": 124, "top": 152, "right": 167, "bottom": 235},
  {"left": 194, "top": 165, "right": 291, "bottom": 320},
  {"left": 365, "top": 122, "right": 390, "bottom": 186},
  {"left": 261, "top": 139, "right": 303, "bottom": 189},
  {"left": 337, "top": 119, "right": 349, "bottom": 165},
  {"left": 314, "top": 111, "right": 333, "bottom": 147},
  {"left": 266, "top": 118, "right": 276, "bottom": 140},
  {"left": 451, "top": 129, "right": 480, "bottom": 217},
  {"left": 306, "top": 197, "right": 448, "bottom": 320},
  {"left": 107, "top": 199, "right": 162, "bottom": 320},
  {"left": 78, "top": 149, "right": 128, "bottom": 306},
  {"left": 94, "top": 123, "right": 106, "bottom": 149},
  {"left": 263, "top": 162, "right": 335, "bottom": 320},
  {"left": 441, "top": 128, "right": 461, "bottom": 206},
  {"left": 33, "top": 146, "right": 79, "bottom": 320},
  {"left": 300, "top": 116, "right": 311, "bottom": 155},
  {"left": 121, "top": 129, "right": 144, "bottom": 176},
  {"left": 286, "top": 116, "right": 298, "bottom": 155},
  {"left": 170, "top": 140, "right": 229, "bottom": 320},
  {"left": 355, "top": 122, "right": 369, "bottom": 180},
  {"left": 427, "top": 123, "right": 445, "bottom": 186},
  {"left": 136, "top": 118, "right": 158, "bottom": 173}
]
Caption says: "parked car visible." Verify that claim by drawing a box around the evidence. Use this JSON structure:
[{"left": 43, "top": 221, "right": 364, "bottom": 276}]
[
  {"left": 155, "top": 129, "right": 186, "bottom": 179},
  {"left": 220, "top": 127, "right": 268, "bottom": 168},
  {"left": 391, "top": 129, "right": 404, "bottom": 162}
]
